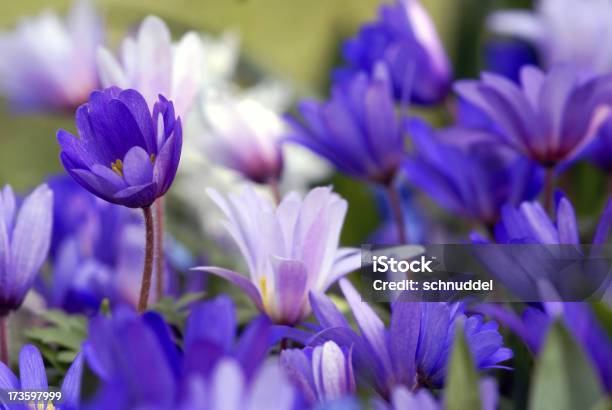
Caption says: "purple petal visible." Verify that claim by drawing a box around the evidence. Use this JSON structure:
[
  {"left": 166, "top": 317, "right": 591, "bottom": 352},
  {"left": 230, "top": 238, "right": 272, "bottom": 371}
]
[
  {"left": 19, "top": 345, "right": 48, "bottom": 390},
  {"left": 339, "top": 279, "right": 393, "bottom": 378},
  {"left": 556, "top": 196, "right": 579, "bottom": 244},
  {"left": 234, "top": 315, "right": 272, "bottom": 380},
  {"left": 309, "top": 291, "right": 350, "bottom": 329},
  {"left": 122, "top": 146, "right": 154, "bottom": 186},
  {"left": 280, "top": 348, "right": 316, "bottom": 403},
  {"left": 390, "top": 301, "right": 421, "bottom": 387},
  {"left": 61, "top": 352, "right": 84, "bottom": 408},
  {"left": 117, "top": 89, "right": 156, "bottom": 152},
  {"left": 9, "top": 184, "right": 53, "bottom": 302},
  {"left": 192, "top": 266, "right": 263, "bottom": 311},
  {"left": 185, "top": 296, "right": 236, "bottom": 352},
  {"left": 0, "top": 362, "right": 18, "bottom": 389},
  {"left": 113, "top": 182, "right": 157, "bottom": 208},
  {"left": 272, "top": 257, "right": 308, "bottom": 324}
]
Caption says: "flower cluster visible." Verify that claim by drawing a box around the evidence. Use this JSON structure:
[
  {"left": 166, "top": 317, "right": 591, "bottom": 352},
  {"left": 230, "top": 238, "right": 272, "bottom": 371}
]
[{"left": 0, "top": 0, "right": 611, "bottom": 409}]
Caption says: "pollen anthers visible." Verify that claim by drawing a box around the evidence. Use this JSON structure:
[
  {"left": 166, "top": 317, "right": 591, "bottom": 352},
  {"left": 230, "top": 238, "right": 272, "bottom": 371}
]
[{"left": 111, "top": 159, "right": 123, "bottom": 177}]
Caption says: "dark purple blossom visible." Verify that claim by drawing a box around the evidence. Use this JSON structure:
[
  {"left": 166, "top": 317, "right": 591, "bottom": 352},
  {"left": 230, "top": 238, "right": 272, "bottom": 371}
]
[
  {"left": 0, "top": 184, "right": 53, "bottom": 315},
  {"left": 337, "top": 0, "right": 451, "bottom": 104},
  {"left": 57, "top": 87, "right": 182, "bottom": 209},
  {"left": 0, "top": 344, "right": 83, "bottom": 410},
  {"left": 287, "top": 64, "right": 406, "bottom": 184},
  {"left": 403, "top": 118, "right": 542, "bottom": 226},
  {"left": 455, "top": 64, "right": 612, "bottom": 166},
  {"left": 306, "top": 279, "right": 511, "bottom": 399},
  {"left": 83, "top": 298, "right": 299, "bottom": 409}
]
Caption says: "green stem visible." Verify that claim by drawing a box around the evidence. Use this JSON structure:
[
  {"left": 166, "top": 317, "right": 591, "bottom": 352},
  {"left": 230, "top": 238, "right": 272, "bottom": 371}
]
[{"left": 544, "top": 167, "right": 555, "bottom": 215}]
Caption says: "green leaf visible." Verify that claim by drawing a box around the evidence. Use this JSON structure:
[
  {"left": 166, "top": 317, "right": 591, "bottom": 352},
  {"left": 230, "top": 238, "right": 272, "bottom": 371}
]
[
  {"left": 150, "top": 291, "right": 206, "bottom": 331},
  {"left": 528, "top": 321, "right": 604, "bottom": 410},
  {"left": 445, "top": 320, "right": 482, "bottom": 410}
]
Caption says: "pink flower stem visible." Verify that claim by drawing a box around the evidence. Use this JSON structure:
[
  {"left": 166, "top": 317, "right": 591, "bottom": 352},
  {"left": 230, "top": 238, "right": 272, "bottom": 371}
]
[
  {"left": 138, "top": 206, "right": 155, "bottom": 313},
  {"left": 387, "top": 183, "right": 408, "bottom": 244},
  {"left": 269, "top": 178, "right": 282, "bottom": 205},
  {"left": 0, "top": 315, "right": 8, "bottom": 365},
  {"left": 153, "top": 198, "right": 165, "bottom": 301}
]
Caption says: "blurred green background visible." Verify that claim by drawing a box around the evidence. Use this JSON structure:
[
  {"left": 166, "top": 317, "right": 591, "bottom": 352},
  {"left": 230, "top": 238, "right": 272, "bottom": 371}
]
[{"left": 0, "top": 0, "right": 529, "bottom": 191}]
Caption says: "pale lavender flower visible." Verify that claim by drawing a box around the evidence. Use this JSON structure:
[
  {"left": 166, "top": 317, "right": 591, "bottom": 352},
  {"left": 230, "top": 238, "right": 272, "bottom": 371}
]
[
  {"left": 97, "top": 15, "right": 202, "bottom": 117},
  {"left": 488, "top": 0, "right": 612, "bottom": 74},
  {"left": 193, "top": 186, "right": 360, "bottom": 325},
  {"left": 195, "top": 90, "right": 285, "bottom": 184},
  {"left": 281, "top": 340, "right": 356, "bottom": 405},
  {"left": 0, "top": 184, "right": 53, "bottom": 315},
  {"left": 0, "top": 0, "right": 103, "bottom": 111}
]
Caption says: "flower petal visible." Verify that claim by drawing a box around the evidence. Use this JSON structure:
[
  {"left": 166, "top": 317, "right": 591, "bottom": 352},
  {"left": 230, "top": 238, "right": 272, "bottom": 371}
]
[
  {"left": 19, "top": 345, "right": 48, "bottom": 390},
  {"left": 192, "top": 266, "right": 263, "bottom": 311},
  {"left": 123, "top": 146, "right": 154, "bottom": 186}
]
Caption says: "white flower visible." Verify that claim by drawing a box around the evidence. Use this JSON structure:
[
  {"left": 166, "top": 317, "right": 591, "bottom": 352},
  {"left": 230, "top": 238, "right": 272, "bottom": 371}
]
[
  {"left": 97, "top": 15, "right": 203, "bottom": 117},
  {"left": 488, "top": 0, "right": 612, "bottom": 74},
  {"left": 0, "top": 0, "right": 103, "bottom": 111}
]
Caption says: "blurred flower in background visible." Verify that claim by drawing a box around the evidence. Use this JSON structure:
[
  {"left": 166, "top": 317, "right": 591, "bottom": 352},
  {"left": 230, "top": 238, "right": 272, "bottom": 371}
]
[
  {"left": 0, "top": 184, "right": 53, "bottom": 316},
  {"left": 336, "top": 0, "right": 451, "bottom": 104},
  {"left": 0, "top": 0, "right": 103, "bottom": 112},
  {"left": 97, "top": 15, "right": 202, "bottom": 117},
  {"left": 488, "top": 0, "right": 612, "bottom": 75}
]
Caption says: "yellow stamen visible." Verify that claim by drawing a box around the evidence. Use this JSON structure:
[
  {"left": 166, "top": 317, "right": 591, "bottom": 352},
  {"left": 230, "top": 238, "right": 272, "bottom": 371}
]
[
  {"left": 259, "top": 276, "right": 269, "bottom": 311},
  {"left": 150, "top": 153, "right": 156, "bottom": 164},
  {"left": 29, "top": 402, "right": 55, "bottom": 410},
  {"left": 111, "top": 159, "right": 123, "bottom": 177}
]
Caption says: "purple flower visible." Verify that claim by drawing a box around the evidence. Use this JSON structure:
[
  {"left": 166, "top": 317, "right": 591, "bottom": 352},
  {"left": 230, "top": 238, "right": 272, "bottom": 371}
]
[
  {"left": 337, "top": 0, "right": 451, "bottom": 104},
  {"left": 0, "top": 184, "right": 52, "bottom": 315},
  {"left": 83, "top": 300, "right": 298, "bottom": 409},
  {"left": 483, "top": 39, "right": 538, "bottom": 84},
  {"left": 488, "top": 0, "right": 612, "bottom": 75},
  {"left": 307, "top": 279, "right": 511, "bottom": 398},
  {"left": 196, "top": 92, "right": 285, "bottom": 184},
  {"left": 455, "top": 64, "right": 612, "bottom": 166},
  {"left": 287, "top": 64, "right": 406, "bottom": 184},
  {"left": 194, "top": 186, "right": 360, "bottom": 325},
  {"left": 0, "top": 344, "right": 83, "bottom": 410},
  {"left": 281, "top": 340, "right": 356, "bottom": 405},
  {"left": 494, "top": 192, "right": 612, "bottom": 245},
  {"left": 0, "top": 0, "right": 103, "bottom": 112},
  {"left": 479, "top": 303, "right": 612, "bottom": 393},
  {"left": 403, "top": 118, "right": 542, "bottom": 226},
  {"left": 57, "top": 87, "right": 182, "bottom": 209},
  {"left": 474, "top": 195, "right": 612, "bottom": 391}
]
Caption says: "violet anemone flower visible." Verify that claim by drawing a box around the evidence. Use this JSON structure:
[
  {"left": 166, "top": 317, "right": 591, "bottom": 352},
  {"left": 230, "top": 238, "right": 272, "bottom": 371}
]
[
  {"left": 306, "top": 279, "right": 511, "bottom": 398},
  {"left": 196, "top": 90, "right": 285, "bottom": 185},
  {"left": 0, "top": 344, "right": 83, "bottom": 410},
  {"left": 336, "top": 0, "right": 451, "bottom": 104},
  {"left": 474, "top": 195, "right": 612, "bottom": 391},
  {"left": 403, "top": 118, "right": 542, "bottom": 227},
  {"left": 83, "top": 301, "right": 298, "bottom": 410},
  {"left": 57, "top": 86, "right": 182, "bottom": 209},
  {"left": 0, "top": 0, "right": 103, "bottom": 112},
  {"left": 194, "top": 186, "right": 360, "bottom": 325},
  {"left": 455, "top": 64, "right": 612, "bottom": 168},
  {"left": 287, "top": 63, "right": 405, "bottom": 185},
  {"left": 0, "top": 184, "right": 53, "bottom": 316},
  {"left": 488, "top": 0, "right": 612, "bottom": 74},
  {"left": 97, "top": 15, "right": 202, "bottom": 118},
  {"left": 281, "top": 340, "right": 356, "bottom": 405}
]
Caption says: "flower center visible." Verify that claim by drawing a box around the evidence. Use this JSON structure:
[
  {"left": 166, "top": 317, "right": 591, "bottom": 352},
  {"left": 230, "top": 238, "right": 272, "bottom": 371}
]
[{"left": 111, "top": 159, "right": 123, "bottom": 177}]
